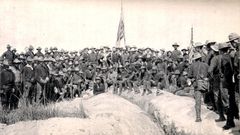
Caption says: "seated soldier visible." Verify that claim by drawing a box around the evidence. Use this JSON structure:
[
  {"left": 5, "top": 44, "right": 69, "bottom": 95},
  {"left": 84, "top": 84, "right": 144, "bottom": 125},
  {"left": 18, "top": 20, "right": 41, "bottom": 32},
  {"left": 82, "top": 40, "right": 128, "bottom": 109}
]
[
  {"left": 114, "top": 65, "right": 126, "bottom": 95},
  {"left": 127, "top": 64, "right": 140, "bottom": 94},
  {"left": 150, "top": 66, "right": 165, "bottom": 96},
  {"left": 93, "top": 76, "right": 105, "bottom": 95},
  {"left": 174, "top": 71, "right": 194, "bottom": 97},
  {"left": 139, "top": 66, "right": 152, "bottom": 96},
  {"left": 72, "top": 67, "right": 85, "bottom": 97},
  {"left": 106, "top": 66, "right": 117, "bottom": 89}
]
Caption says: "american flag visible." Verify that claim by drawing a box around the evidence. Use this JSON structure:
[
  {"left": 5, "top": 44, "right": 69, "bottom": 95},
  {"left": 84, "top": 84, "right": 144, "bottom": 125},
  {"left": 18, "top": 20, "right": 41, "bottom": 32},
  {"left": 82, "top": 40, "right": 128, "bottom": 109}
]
[{"left": 116, "top": 8, "right": 126, "bottom": 47}]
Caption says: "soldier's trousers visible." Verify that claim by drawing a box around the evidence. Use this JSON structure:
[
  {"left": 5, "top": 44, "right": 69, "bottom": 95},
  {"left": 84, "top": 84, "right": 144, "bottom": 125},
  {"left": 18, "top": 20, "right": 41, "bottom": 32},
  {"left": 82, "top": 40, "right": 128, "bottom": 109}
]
[
  {"left": 22, "top": 82, "right": 32, "bottom": 106},
  {"left": 194, "top": 90, "right": 202, "bottom": 119},
  {"left": 36, "top": 83, "right": 43, "bottom": 104},
  {"left": 0, "top": 87, "right": 13, "bottom": 110},
  {"left": 213, "top": 88, "right": 229, "bottom": 118}
]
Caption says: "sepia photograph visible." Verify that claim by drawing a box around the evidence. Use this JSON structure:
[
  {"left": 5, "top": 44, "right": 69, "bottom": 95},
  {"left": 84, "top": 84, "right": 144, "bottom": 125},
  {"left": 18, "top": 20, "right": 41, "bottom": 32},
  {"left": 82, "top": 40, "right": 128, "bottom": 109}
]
[{"left": 0, "top": 0, "right": 240, "bottom": 134}]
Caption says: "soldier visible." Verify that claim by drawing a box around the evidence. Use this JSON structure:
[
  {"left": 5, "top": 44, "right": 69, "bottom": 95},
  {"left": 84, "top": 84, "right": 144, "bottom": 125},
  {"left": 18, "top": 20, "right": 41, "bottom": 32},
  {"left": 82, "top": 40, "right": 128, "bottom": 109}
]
[
  {"left": 114, "top": 65, "right": 126, "bottom": 95},
  {"left": 205, "top": 40, "right": 216, "bottom": 65},
  {"left": 194, "top": 42, "right": 207, "bottom": 62},
  {"left": 218, "top": 43, "right": 239, "bottom": 130},
  {"left": 72, "top": 67, "right": 85, "bottom": 97},
  {"left": 25, "top": 45, "right": 35, "bottom": 58},
  {"left": 126, "top": 63, "right": 140, "bottom": 94},
  {"left": 35, "top": 47, "right": 44, "bottom": 57},
  {"left": 171, "top": 43, "right": 182, "bottom": 61},
  {"left": 2, "top": 44, "right": 14, "bottom": 64},
  {"left": 139, "top": 66, "right": 152, "bottom": 96},
  {"left": 208, "top": 44, "right": 227, "bottom": 121},
  {"left": 174, "top": 71, "right": 193, "bottom": 97},
  {"left": 0, "top": 60, "right": 15, "bottom": 111},
  {"left": 9, "top": 58, "right": 22, "bottom": 109},
  {"left": 188, "top": 52, "right": 209, "bottom": 122},
  {"left": 21, "top": 57, "right": 34, "bottom": 106},
  {"left": 85, "top": 64, "right": 96, "bottom": 90},
  {"left": 150, "top": 66, "right": 165, "bottom": 96},
  {"left": 93, "top": 76, "right": 105, "bottom": 95},
  {"left": 34, "top": 56, "right": 49, "bottom": 105},
  {"left": 227, "top": 33, "right": 240, "bottom": 104}
]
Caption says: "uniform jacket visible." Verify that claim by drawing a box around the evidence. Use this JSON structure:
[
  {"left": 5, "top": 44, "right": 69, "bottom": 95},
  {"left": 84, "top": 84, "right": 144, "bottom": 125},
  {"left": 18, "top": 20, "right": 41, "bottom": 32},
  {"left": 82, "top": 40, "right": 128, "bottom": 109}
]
[
  {"left": 0, "top": 68, "right": 15, "bottom": 89},
  {"left": 2, "top": 50, "right": 14, "bottom": 62}
]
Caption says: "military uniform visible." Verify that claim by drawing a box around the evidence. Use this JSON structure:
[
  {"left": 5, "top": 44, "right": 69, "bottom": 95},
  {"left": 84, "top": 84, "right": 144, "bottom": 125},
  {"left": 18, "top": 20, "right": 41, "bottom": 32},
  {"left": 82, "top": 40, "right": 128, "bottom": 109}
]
[
  {"left": 188, "top": 54, "right": 209, "bottom": 122},
  {"left": 208, "top": 55, "right": 228, "bottom": 120},
  {"left": 34, "top": 62, "right": 49, "bottom": 104},
  {"left": 22, "top": 63, "right": 34, "bottom": 105},
  {"left": 0, "top": 65, "right": 15, "bottom": 110},
  {"left": 220, "top": 53, "right": 239, "bottom": 129},
  {"left": 2, "top": 50, "right": 14, "bottom": 64},
  {"left": 25, "top": 51, "right": 35, "bottom": 58}
]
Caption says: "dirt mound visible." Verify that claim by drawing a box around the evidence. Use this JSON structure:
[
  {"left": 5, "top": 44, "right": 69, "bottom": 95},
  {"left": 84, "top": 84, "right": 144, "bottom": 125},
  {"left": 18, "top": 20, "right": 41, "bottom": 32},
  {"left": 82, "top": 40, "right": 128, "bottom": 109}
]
[
  {"left": 0, "top": 93, "right": 163, "bottom": 135},
  {"left": 121, "top": 88, "right": 234, "bottom": 135}
]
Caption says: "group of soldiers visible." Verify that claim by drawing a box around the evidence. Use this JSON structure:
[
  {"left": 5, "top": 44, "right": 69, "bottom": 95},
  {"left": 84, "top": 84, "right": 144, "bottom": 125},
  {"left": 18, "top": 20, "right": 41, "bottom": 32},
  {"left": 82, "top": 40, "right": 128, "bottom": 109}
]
[{"left": 0, "top": 32, "right": 239, "bottom": 130}]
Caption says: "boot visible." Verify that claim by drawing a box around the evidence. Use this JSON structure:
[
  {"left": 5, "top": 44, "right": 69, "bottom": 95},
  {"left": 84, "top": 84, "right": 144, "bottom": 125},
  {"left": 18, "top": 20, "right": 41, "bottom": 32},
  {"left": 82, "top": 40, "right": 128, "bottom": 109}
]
[
  {"left": 195, "top": 117, "right": 202, "bottom": 122},
  {"left": 215, "top": 117, "right": 226, "bottom": 122},
  {"left": 223, "top": 120, "right": 235, "bottom": 130}
]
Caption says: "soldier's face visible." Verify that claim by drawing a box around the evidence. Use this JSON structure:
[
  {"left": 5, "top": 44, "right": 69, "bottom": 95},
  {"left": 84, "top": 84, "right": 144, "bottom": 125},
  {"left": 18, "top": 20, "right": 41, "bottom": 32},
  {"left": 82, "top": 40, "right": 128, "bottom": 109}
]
[{"left": 230, "top": 39, "right": 239, "bottom": 49}]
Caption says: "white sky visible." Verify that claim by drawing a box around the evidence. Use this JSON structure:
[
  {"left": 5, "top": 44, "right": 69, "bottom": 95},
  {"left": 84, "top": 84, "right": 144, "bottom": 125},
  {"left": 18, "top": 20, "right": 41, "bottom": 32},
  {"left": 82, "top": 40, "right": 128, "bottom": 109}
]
[{"left": 0, "top": 0, "right": 240, "bottom": 54}]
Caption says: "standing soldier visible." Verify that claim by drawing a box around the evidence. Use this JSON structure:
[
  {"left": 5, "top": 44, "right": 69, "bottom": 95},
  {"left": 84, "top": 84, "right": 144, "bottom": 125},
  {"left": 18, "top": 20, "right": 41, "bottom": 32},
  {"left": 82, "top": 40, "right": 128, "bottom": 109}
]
[
  {"left": 22, "top": 57, "right": 34, "bottom": 106},
  {"left": 218, "top": 43, "right": 239, "bottom": 130},
  {"left": 35, "top": 47, "right": 44, "bottom": 57},
  {"left": 171, "top": 43, "right": 182, "bottom": 61},
  {"left": 0, "top": 60, "right": 15, "bottom": 111},
  {"left": 2, "top": 44, "right": 14, "bottom": 64},
  {"left": 34, "top": 57, "right": 49, "bottom": 105},
  {"left": 25, "top": 45, "right": 35, "bottom": 58},
  {"left": 9, "top": 59, "right": 22, "bottom": 109},
  {"left": 208, "top": 44, "right": 227, "bottom": 121},
  {"left": 227, "top": 33, "right": 240, "bottom": 102},
  {"left": 194, "top": 42, "right": 207, "bottom": 62},
  {"left": 188, "top": 52, "right": 209, "bottom": 122}
]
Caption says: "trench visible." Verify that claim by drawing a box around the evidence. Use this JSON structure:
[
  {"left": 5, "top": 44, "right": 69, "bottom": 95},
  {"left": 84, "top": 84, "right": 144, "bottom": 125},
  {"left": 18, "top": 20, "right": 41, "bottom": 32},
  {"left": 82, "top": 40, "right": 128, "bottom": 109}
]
[{"left": 120, "top": 94, "right": 189, "bottom": 135}]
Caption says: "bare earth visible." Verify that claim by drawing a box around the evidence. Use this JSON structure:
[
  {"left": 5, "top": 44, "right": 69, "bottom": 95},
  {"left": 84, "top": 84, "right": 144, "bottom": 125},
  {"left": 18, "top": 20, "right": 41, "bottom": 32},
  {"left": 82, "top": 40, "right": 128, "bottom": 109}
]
[{"left": 0, "top": 93, "right": 164, "bottom": 135}]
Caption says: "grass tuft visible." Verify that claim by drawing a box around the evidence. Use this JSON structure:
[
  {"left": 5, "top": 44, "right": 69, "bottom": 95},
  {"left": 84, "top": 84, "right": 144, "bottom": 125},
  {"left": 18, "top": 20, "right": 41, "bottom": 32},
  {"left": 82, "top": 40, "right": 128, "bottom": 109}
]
[{"left": 0, "top": 101, "right": 88, "bottom": 125}]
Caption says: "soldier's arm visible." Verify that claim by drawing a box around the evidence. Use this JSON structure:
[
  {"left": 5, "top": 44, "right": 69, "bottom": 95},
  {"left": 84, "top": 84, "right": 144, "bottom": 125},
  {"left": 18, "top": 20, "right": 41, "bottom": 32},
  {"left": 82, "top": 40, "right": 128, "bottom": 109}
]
[{"left": 188, "top": 64, "right": 194, "bottom": 79}]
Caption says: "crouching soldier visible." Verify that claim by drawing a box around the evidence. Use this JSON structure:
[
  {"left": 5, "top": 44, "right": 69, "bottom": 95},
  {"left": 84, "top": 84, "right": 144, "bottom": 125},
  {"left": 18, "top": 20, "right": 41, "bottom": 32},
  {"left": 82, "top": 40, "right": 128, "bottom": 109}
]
[
  {"left": 188, "top": 53, "right": 209, "bottom": 122},
  {"left": 93, "top": 76, "right": 105, "bottom": 95},
  {"left": 0, "top": 60, "right": 15, "bottom": 111}
]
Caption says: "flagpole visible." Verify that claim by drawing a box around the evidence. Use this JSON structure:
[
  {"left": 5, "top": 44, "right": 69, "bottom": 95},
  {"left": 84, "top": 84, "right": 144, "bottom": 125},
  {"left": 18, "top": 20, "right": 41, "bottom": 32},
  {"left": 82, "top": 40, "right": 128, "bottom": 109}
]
[
  {"left": 121, "top": 0, "right": 126, "bottom": 47},
  {"left": 189, "top": 26, "right": 194, "bottom": 63}
]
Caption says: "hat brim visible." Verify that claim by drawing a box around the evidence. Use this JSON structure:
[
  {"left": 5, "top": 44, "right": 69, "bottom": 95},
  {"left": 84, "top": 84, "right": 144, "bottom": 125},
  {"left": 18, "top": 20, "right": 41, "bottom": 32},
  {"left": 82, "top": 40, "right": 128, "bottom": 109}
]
[{"left": 227, "top": 37, "right": 239, "bottom": 43}]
